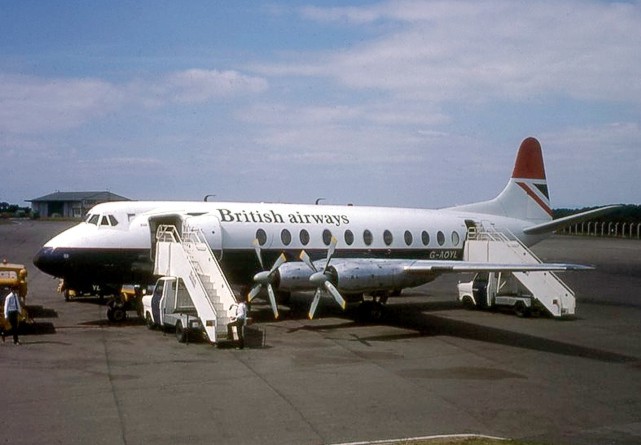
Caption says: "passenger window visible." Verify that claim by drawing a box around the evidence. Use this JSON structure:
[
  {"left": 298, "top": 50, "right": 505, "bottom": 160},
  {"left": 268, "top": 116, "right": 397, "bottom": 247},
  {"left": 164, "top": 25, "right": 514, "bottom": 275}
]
[
  {"left": 404, "top": 230, "right": 413, "bottom": 246},
  {"left": 437, "top": 231, "right": 445, "bottom": 246},
  {"left": 344, "top": 229, "right": 354, "bottom": 246},
  {"left": 322, "top": 229, "right": 333, "bottom": 246},
  {"left": 451, "top": 231, "right": 460, "bottom": 246},
  {"left": 256, "top": 228, "right": 267, "bottom": 246},
  {"left": 383, "top": 230, "right": 393, "bottom": 246},
  {"left": 363, "top": 229, "right": 373, "bottom": 246},
  {"left": 421, "top": 230, "right": 430, "bottom": 246},
  {"left": 280, "top": 229, "right": 291, "bottom": 246},
  {"left": 299, "top": 229, "right": 310, "bottom": 246}
]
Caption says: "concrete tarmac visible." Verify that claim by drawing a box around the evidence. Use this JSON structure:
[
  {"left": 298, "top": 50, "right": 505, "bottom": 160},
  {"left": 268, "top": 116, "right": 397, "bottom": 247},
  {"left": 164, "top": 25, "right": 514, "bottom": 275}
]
[{"left": 1, "top": 220, "right": 640, "bottom": 445}]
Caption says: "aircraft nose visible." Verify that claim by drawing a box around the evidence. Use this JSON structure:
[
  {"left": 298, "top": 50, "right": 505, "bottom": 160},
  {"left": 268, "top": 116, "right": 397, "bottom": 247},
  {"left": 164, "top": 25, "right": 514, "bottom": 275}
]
[{"left": 33, "top": 247, "right": 65, "bottom": 277}]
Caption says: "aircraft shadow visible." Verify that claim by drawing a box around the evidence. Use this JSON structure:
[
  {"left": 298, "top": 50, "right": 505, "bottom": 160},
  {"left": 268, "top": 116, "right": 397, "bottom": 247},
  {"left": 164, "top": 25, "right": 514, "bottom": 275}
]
[
  {"left": 251, "top": 298, "right": 638, "bottom": 364},
  {"left": 384, "top": 303, "right": 637, "bottom": 364}
]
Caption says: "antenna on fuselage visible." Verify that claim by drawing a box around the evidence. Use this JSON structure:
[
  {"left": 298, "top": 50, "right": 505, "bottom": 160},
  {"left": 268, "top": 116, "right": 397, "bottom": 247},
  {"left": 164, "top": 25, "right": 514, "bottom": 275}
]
[{"left": 204, "top": 194, "right": 216, "bottom": 202}]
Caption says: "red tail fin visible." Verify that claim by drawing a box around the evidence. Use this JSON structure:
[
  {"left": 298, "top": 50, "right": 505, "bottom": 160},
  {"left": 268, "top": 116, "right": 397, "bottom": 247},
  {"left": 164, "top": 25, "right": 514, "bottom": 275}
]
[
  {"left": 512, "top": 137, "right": 546, "bottom": 180},
  {"left": 449, "top": 137, "right": 552, "bottom": 223}
]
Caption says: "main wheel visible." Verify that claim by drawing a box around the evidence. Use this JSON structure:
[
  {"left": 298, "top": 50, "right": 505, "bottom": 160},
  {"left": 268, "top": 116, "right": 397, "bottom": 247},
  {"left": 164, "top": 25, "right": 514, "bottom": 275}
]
[{"left": 357, "top": 301, "right": 385, "bottom": 323}]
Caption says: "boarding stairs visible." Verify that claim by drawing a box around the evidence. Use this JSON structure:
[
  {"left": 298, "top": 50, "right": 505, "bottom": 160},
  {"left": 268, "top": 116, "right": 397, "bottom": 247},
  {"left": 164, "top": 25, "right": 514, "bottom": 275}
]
[
  {"left": 464, "top": 227, "right": 576, "bottom": 317},
  {"left": 154, "top": 224, "right": 237, "bottom": 343}
]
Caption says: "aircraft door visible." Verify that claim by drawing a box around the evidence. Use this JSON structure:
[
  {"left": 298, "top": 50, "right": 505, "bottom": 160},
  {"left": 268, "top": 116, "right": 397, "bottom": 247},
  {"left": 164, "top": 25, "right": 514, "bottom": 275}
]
[{"left": 182, "top": 214, "right": 224, "bottom": 260}]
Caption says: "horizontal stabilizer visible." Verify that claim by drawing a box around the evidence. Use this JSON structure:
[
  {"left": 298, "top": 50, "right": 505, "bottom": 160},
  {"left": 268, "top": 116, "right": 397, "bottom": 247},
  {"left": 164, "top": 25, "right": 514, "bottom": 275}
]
[{"left": 523, "top": 205, "right": 622, "bottom": 235}]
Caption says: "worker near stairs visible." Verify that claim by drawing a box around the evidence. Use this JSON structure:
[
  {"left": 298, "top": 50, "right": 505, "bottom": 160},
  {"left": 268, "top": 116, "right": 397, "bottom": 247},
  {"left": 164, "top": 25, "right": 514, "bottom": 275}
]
[
  {"left": 3, "top": 287, "right": 22, "bottom": 345},
  {"left": 227, "top": 298, "right": 248, "bottom": 349}
]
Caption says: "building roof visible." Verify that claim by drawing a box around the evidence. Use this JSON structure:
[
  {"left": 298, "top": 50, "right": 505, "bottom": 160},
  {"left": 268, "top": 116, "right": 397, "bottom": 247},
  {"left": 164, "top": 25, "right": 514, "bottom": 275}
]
[{"left": 28, "top": 191, "right": 130, "bottom": 202}]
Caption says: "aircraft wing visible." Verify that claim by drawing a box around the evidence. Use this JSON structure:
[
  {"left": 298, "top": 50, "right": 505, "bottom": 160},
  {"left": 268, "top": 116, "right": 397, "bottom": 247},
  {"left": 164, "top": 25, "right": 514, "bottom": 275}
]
[{"left": 404, "top": 260, "right": 593, "bottom": 274}]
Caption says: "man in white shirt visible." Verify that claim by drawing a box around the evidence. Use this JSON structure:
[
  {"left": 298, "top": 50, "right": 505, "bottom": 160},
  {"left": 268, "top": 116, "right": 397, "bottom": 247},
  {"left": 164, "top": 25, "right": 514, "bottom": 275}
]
[
  {"left": 227, "top": 299, "right": 247, "bottom": 349},
  {"left": 3, "top": 287, "right": 22, "bottom": 345}
]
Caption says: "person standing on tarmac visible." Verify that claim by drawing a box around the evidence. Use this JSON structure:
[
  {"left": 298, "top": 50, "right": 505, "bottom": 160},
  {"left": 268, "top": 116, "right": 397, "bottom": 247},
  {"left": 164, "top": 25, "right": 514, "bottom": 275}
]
[
  {"left": 3, "top": 287, "right": 22, "bottom": 345},
  {"left": 227, "top": 298, "right": 248, "bottom": 349}
]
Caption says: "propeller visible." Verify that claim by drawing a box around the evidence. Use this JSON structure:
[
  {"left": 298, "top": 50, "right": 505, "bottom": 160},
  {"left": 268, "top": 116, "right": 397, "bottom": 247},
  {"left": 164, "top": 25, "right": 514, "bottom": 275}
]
[
  {"left": 248, "top": 239, "right": 286, "bottom": 319},
  {"left": 299, "top": 236, "right": 346, "bottom": 319}
]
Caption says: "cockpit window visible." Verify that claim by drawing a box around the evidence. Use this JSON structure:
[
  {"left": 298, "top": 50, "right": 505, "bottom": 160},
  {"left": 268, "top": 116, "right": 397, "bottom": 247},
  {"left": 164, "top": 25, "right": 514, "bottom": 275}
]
[
  {"left": 86, "top": 214, "right": 99, "bottom": 225},
  {"left": 94, "top": 214, "right": 119, "bottom": 227}
]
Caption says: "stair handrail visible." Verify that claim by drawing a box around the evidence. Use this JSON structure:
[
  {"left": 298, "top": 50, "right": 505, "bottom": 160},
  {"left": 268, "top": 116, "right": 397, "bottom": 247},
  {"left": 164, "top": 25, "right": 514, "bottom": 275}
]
[
  {"left": 473, "top": 226, "right": 575, "bottom": 299},
  {"left": 156, "top": 224, "right": 182, "bottom": 243},
  {"left": 182, "top": 227, "right": 238, "bottom": 305},
  {"left": 155, "top": 224, "right": 219, "bottom": 318}
]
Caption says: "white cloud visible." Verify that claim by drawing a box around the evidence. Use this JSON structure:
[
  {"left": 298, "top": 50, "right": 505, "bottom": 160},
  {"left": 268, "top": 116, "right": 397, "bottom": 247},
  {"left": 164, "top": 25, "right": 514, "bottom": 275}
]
[
  {"left": 154, "top": 69, "right": 268, "bottom": 104},
  {"left": 0, "top": 74, "right": 123, "bottom": 134},
  {"left": 281, "top": 1, "right": 641, "bottom": 103},
  {"left": 0, "top": 69, "right": 268, "bottom": 134}
]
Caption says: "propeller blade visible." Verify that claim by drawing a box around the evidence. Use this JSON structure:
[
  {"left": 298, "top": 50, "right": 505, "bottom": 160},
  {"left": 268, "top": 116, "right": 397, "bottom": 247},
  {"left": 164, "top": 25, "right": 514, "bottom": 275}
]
[
  {"left": 325, "top": 236, "right": 337, "bottom": 266},
  {"left": 270, "top": 253, "right": 287, "bottom": 275},
  {"left": 252, "top": 238, "right": 264, "bottom": 270},
  {"left": 324, "top": 281, "right": 346, "bottom": 310},
  {"left": 308, "top": 289, "right": 322, "bottom": 320},
  {"left": 299, "top": 250, "right": 317, "bottom": 272},
  {"left": 248, "top": 284, "right": 262, "bottom": 302},
  {"left": 267, "top": 284, "right": 279, "bottom": 319},
  {"left": 250, "top": 240, "right": 286, "bottom": 319}
]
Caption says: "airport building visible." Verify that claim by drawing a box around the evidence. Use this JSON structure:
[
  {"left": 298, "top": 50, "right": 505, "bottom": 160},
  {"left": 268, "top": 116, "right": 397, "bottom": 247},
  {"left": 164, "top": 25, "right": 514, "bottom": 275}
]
[{"left": 28, "top": 191, "right": 130, "bottom": 218}]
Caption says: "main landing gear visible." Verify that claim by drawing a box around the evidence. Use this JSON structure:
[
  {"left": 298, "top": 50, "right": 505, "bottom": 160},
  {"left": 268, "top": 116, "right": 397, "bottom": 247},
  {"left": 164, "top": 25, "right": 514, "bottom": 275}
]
[{"left": 356, "top": 293, "right": 391, "bottom": 323}]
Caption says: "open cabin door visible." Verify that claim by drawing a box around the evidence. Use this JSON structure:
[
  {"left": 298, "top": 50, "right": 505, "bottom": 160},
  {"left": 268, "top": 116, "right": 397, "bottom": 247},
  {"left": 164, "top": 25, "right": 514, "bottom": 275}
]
[
  {"left": 148, "top": 213, "right": 224, "bottom": 262},
  {"left": 182, "top": 214, "right": 223, "bottom": 260}
]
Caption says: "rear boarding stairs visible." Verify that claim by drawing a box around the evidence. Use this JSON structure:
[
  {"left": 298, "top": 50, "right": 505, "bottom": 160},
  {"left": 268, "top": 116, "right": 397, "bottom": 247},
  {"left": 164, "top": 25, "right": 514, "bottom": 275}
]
[{"left": 464, "top": 226, "right": 576, "bottom": 317}]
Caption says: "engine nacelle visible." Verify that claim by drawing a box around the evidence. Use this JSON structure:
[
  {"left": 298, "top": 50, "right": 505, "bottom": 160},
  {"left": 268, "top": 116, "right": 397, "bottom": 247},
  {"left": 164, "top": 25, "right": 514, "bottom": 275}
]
[
  {"left": 276, "top": 262, "right": 315, "bottom": 291},
  {"left": 276, "top": 259, "right": 438, "bottom": 295},
  {"left": 331, "top": 259, "right": 434, "bottom": 293}
]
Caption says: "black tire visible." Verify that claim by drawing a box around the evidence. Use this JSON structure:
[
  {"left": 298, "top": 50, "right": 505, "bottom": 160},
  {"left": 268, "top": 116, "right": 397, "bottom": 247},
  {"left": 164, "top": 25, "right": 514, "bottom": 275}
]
[
  {"left": 145, "top": 312, "right": 155, "bottom": 330},
  {"left": 514, "top": 301, "right": 530, "bottom": 318},
  {"left": 357, "top": 301, "right": 385, "bottom": 323},
  {"left": 175, "top": 321, "right": 187, "bottom": 343},
  {"left": 107, "top": 306, "right": 127, "bottom": 323},
  {"left": 462, "top": 295, "right": 476, "bottom": 310}
]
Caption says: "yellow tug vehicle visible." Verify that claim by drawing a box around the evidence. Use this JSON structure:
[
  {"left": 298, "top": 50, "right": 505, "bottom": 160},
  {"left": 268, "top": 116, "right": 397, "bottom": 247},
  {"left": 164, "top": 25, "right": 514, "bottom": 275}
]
[{"left": 1, "top": 259, "right": 30, "bottom": 329}]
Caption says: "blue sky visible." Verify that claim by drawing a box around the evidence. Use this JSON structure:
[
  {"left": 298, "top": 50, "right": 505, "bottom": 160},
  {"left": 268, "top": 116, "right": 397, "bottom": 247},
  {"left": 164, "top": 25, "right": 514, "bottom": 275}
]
[{"left": 2, "top": 0, "right": 639, "bottom": 208}]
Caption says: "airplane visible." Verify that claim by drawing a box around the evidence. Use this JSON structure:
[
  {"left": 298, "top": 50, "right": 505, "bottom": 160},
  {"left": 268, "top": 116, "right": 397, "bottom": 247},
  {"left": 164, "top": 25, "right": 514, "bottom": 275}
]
[{"left": 33, "top": 137, "right": 617, "bottom": 319}]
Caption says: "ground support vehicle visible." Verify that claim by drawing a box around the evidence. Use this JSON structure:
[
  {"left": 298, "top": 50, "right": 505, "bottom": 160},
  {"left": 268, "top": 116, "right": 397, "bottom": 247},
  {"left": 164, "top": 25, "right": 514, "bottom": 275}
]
[
  {"left": 106, "top": 284, "right": 144, "bottom": 322},
  {"left": 1, "top": 259, "right": 31, "bottom": 328},
  {"left": 458, "top": 272, "right": 540, "bottom": 317},
  {"left": 142, "top": 277, "right": 206, "bottom": 343}
]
